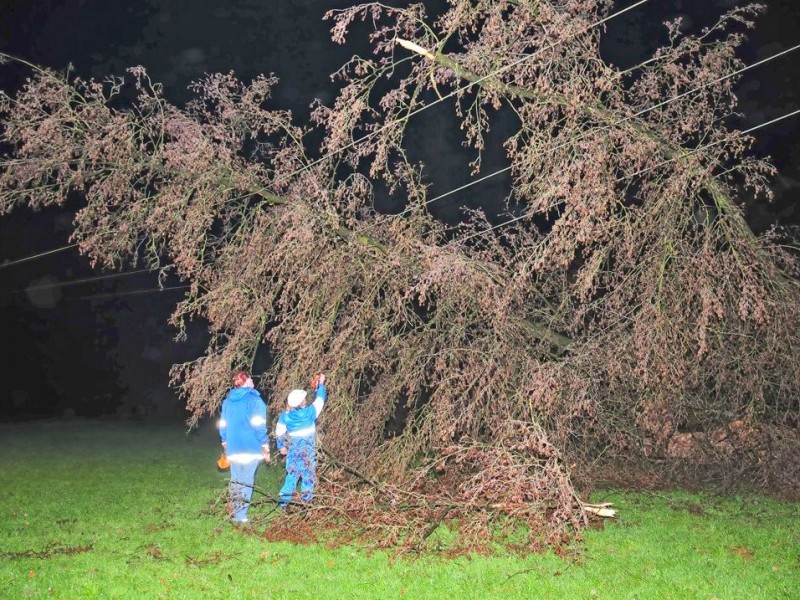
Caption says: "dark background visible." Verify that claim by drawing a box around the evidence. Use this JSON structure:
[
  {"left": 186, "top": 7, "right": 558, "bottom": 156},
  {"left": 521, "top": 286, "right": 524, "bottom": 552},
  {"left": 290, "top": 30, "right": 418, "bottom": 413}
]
[{"left": 0, "top": 0, "right": 798, "bottom": 421}]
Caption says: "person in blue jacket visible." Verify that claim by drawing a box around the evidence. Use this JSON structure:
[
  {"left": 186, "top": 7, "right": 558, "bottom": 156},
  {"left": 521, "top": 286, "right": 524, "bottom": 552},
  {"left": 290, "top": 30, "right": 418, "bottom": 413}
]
[
  {"left": 218, "top": 370, "right": 270, "bottom": 524},
  {"left": 275, "top": 373, "right": 327, "bottom": 507}
]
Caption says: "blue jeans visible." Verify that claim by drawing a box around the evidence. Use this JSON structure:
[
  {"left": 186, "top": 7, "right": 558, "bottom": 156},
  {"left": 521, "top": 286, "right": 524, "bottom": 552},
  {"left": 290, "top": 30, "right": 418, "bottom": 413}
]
[
  {"left": 229, "top": 459, "right": 260, "bottom": 521},
  {"left": 279, "top": 436, "right": 317, "bottom": 506}
]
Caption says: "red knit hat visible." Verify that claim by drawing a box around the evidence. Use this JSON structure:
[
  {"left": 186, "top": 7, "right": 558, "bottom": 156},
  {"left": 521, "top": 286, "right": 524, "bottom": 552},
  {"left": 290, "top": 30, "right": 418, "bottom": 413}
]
[{"left": 232, "top": 370, "right": 249, "bottom": 388}]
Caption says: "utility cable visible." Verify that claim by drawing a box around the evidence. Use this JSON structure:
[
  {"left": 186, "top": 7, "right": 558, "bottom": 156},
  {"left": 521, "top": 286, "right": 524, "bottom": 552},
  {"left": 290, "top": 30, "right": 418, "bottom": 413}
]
[
  {"left": 0, "top": 243, "right": 77, "bottom": 269},
  {"left": 456, "top": 106, "right": 800, "bottom": 244},
  {"left": 66, "top": 284, "right": 190, "bottom": 302},
  {"left": 0, "top": 2, "right": 651, "bottom": 275},
  {"left": 378, "top": 41, "right": 800, "bottom": 226},
  {"left": 68, "top": 41, "right": 792, "bottom": 282},
  {"left": 57, "top": 109, "right": 800, "bottom": 300},
  {"left": 281, "top": 0, "right": 652, "bottom": 182},
  {"left": 0, "top": 268, "right": 154, "bottom": 295}
]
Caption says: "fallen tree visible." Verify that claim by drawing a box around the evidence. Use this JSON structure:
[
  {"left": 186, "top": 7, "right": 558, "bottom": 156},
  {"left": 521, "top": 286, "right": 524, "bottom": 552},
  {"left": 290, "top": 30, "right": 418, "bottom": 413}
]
[{"left": 1, "top": 1, "right": 798, "bottom": 552}]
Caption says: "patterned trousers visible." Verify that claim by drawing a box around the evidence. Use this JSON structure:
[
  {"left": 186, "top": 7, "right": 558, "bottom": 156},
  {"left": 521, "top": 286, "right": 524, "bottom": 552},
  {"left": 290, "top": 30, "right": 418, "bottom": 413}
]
[{"left": 278, "top": 435, "right": 316, "bottom": 506}]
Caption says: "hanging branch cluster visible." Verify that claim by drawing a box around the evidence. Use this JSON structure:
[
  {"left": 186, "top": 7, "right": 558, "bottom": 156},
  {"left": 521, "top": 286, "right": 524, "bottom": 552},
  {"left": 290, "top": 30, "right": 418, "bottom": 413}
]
[{"left": 1, "top": 0, "right": 799, "bottom": 552}]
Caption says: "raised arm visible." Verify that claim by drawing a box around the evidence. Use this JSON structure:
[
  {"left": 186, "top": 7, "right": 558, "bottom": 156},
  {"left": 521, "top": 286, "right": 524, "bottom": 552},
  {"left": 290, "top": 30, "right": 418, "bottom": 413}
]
[{"left": 312, "top": 375, "right": 327, "bottom": 418}]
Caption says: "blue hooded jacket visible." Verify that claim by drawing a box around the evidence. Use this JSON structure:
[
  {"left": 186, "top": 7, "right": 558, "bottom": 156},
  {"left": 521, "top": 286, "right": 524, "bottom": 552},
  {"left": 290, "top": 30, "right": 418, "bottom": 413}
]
[{"left": 219, "top": 386, "right": 268, "bottom": 458}]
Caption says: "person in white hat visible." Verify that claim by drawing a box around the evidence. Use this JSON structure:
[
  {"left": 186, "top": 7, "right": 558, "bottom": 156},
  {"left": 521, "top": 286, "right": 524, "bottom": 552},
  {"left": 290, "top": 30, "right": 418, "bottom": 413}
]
[{"left": 274, "top": 373, "right": 327, "bottom": 507}]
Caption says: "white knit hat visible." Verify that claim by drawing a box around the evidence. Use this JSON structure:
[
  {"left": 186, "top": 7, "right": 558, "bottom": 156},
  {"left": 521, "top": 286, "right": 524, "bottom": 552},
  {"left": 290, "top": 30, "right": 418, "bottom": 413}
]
[{"left": 287, "top": 389, "right": 307, "bottom": 408}]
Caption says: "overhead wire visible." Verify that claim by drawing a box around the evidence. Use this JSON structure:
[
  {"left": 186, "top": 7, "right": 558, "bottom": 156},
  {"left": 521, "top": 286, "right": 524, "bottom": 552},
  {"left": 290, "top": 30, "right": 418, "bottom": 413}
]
[
  {"left": 2, "top": 1, "right": 790, "bottom": 293},
  {"left": 0, "top": 268, "right": 155, "bottom": 295},
  {"left": 279, "top": 0, "right": 653, "bottom": 182},
  {"left": 66, "top": 284, "right": 191, "bottom": 302},
  {"left": 0, "top": 2, "right": 651, "bottom": 274},
  {"left": 38, "top": 107, "right": 800, "bottom": 300},
  {"left": 376, "top": 41, "right": 800, "bottom": 227},
  {"left": 456, "top": 106, "right": 800, "bottom": 244},
  {"left": 0, "top": 243, "right": 78, "bottom": 269}
]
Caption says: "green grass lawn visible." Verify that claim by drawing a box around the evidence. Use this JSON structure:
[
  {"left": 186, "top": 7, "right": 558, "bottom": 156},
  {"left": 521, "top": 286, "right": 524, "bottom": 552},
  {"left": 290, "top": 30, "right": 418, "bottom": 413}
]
[{"left": 0, "top": 419, "right": 797, "bottom": 599}]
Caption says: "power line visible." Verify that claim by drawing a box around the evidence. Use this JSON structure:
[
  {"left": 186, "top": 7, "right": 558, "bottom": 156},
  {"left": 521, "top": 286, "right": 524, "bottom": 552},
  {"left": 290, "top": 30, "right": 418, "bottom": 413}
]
[
  {"left": 457, "top": 106, "right": 800, "bottom": 244},
  {"left": 0, "top": 268, "right": 155, "bottom": 295},
  {"left": 0, "top": 243, "right": 77, "bottom": 270},
  {"left": 625, "top": 107, "right": 800, "bottom": 181},
  {"left": 0, "top": 3, "right": 650, "bottom": 278},
  {"left": 378, "top": 41, "right": 800, "bottom": 226},
  {"left": 280, "top": 0, "right": 652, "bottom": 182},
  {"left": 53, "top": 110, "right": 800, "bottom": 300},
  {"left": 0, "top": 1, "right": 778, "bottom": 289},
  {"left": 66, "top": 284, "right": 190, "bottom": 302}
]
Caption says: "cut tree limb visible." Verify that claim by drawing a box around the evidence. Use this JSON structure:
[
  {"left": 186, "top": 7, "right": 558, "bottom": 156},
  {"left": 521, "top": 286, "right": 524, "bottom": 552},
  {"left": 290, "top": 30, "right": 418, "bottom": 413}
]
[{"left": 579, "top": 500, "right": 617, "bottom": 518}]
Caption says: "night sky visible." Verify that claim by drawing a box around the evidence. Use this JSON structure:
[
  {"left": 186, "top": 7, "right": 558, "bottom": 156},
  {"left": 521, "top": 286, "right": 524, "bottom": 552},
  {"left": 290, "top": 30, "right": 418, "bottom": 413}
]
[{"left": 1, "top": 0, "right": 798, "bottom": 421}]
